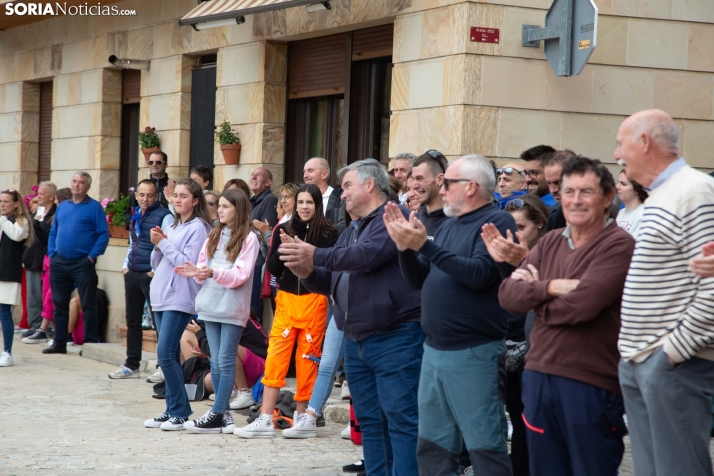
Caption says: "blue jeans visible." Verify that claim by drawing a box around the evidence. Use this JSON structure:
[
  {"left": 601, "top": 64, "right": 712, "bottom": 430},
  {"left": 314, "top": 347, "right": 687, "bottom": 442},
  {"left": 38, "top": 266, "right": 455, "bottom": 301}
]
[
  {"left": 308, "top": 316, "right": 345, "bottom": 415},
  {"left": 204, "top": 321, "right": 244, "bottom": 414},
  {"left": 155, "top": 310, "right": 194, "bottom": 419},
  {"left": 344, "top": 321, "right": 425, "bottom": 476},
  {"left": 0, "top": 303, "right": 13, "bottom": 353}
]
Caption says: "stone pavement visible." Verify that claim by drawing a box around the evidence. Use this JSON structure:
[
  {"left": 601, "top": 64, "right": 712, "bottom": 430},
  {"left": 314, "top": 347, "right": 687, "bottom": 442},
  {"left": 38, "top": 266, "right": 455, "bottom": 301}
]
[
  {"left": 1, "top": 335, "right": 362, "bottom": 476},
  {"left": 4, "top": 333, "right": 701, "bottom": 476}
]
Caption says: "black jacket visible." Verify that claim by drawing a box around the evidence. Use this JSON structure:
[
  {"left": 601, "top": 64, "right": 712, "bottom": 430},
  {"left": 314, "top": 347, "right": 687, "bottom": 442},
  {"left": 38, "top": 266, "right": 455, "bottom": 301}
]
[
  {"left": 124, "top": 175, "right": 170, "bottom": 229},
  {"left": 22, "top": 204, "right": 56, "bottom": 271},
  {"left": 301, "top": 201, "right": 422, "bottom": 342},
  {"left": 547, "top": 203, "right": 566, "bottom": 231},
  {"left": 267, "top": 218, "right": 338, "bottom": 295},
  {"left": 251, "top": 188, "right": 278, "bottom": 267},
  {"left": 325, "top": 186, "right": 348, "bottom": 233},
  {"left": 417, "top": 206, "right": 448, "bottom": 240},
  {"left": 0, "top": 216, "right": 27, "bottom": 283}
]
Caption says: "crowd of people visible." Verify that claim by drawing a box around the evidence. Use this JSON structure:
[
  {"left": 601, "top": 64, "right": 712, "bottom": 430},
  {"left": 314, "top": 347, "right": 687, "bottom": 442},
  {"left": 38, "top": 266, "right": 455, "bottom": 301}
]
[{"left": 3, "top": 108, "right": 714, "bottom": 476}]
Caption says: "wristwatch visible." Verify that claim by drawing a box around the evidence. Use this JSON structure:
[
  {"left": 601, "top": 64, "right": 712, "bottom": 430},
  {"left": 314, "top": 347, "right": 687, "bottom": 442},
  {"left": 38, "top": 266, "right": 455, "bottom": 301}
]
[{"left": 209, "top": 269, "right": 214, "bottom": 278}]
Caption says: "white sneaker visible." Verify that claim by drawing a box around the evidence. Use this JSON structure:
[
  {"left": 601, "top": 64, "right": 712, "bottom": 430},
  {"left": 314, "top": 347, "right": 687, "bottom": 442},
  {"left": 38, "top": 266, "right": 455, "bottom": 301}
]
[
  {"left": 160, "top": 416, "right": 186, "bottom": 431},
  {"left": 233, "top": 414, "right": 275, "bottom": 438},
  {"left": 341, "top": 423, "right": 351, "bottom": 439},
  {"left": 282, "top": 411, "right": 317, "bottom": 438},
  {"left": 340, "top": 381, "right": 350, "bottom": 400},
  {"left": 210, "top": 389, "right": 237, "bottom": 402},
  {"left": 108, "top": 365, "right": 140, "bottom": 379},
  {"left": 229, "top": 389, "right": 255, "bottom": 410},
  {"left": 0, "top": 352, "right": 13, "bottom": 367},
  {"left": 144, "top": 412, "right": 170, "bottom": 428},
  {"left": 507, "top": 419, "right": 513, "bottom": 441},
  {"left": 146, "top": 367, "right": 164, "bottom": 383}
]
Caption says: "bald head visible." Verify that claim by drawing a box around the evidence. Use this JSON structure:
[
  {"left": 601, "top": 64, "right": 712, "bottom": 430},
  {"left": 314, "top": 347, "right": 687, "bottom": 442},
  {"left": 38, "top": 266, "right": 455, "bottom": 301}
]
[
  {"left": 249, "top": 167, "right": 273, "bottom": 194},
  {"left": 497, "top": 162, "right": 526, "bottom": 199},
  {"left": 614, "top": 109, "right": 680, "bottom": 188},
  {"left": 304, "top": 157, "right": 331, "bottom": 193}
]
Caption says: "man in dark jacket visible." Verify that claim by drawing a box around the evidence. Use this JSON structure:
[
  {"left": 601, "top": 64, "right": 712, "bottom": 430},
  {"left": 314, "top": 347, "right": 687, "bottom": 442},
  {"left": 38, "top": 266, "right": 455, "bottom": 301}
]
[
  {"left": 109, "top": 179, "right": 172, "bottom": 379},
  {"left": 412, "top": 150, "right": 449, "bottom": 239},
  {"left": 21, "top": 182, "right": 57, "bottom": 335},
  {"left": 385, "top": 154, "right": 517, "bottom": 476},
  {"left": 279, "top": 159, "right": 423, "bottom": 476},
  {"left": 303, "top": 157, "right": 347, "bottom": 232},
  {"left": 249, "top": 167, "right": 278, "bottom": 321}
]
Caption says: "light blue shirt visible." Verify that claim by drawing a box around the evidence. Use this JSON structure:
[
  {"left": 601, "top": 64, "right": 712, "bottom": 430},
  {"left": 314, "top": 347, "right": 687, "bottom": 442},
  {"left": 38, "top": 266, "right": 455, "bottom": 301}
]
[{"left": 649, "top": 157, "right": 686, "bottom": 191}]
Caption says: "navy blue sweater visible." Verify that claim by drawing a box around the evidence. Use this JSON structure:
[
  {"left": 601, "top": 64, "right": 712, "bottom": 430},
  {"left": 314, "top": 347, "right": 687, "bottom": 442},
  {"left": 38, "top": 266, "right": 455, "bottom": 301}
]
[
  {"left": 48, "top": 196, "right": 109, "bottom": 261},
  {"left": 398, "top": 204, "right": 517, "bottom": 351}
]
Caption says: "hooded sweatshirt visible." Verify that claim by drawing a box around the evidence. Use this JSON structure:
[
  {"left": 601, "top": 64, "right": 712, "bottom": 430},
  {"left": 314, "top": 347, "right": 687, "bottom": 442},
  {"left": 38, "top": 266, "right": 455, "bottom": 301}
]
[{"left": 150, "top": 216, "right": 211, "bottom": 315}]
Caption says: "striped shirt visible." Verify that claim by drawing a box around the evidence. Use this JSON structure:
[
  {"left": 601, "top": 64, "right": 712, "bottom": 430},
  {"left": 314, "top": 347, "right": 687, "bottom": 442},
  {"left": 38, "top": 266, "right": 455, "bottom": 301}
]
[{"left": 619, "top": 164, "right": 714, "bottom": 363}]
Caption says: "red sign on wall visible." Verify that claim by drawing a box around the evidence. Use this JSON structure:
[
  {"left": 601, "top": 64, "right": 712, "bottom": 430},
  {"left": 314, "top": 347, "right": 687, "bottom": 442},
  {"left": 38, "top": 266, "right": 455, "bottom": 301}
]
[{"left": 470, "top": 27, "right": 500, "bottom": 43}]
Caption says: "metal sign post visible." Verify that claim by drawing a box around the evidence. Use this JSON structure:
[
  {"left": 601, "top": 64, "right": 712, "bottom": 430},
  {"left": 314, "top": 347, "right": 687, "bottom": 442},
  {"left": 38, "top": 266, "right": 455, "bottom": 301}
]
[{"left": 522, "top": 0, "right": 598, "bottom": 77}]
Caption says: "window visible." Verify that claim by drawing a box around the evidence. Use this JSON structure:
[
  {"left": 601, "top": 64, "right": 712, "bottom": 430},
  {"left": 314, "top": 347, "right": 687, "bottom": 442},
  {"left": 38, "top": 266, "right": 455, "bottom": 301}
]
[
  {"left": 119, "top": 70, "right": 141, "bottom": 194},
  {"left": 189, "top": 54, "right": 218, "bottom": 189},
  {"left": 38, "top": 81, "right": 53, "bottom": 183}
]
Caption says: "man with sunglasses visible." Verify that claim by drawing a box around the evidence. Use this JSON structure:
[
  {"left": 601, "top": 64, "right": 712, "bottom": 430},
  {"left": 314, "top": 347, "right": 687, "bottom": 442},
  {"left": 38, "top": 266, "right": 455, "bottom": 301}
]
[
  {"left": 124, "top": 151, "right": 171, "bottom": 227},
  {"left": 494, "top": 163, "right": 528, "bottom": 209},
  {"left": 385, "top": 154, "right": 517, "bottom": 476},
  {"left": 412, "top": 150, "right": 449, "bottom": 239}
]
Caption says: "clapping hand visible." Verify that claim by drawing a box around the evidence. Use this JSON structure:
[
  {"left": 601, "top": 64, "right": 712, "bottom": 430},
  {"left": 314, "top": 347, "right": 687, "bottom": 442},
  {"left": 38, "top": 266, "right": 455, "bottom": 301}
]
[
  {"left": 253, "top": 219, "right": 270, "bottom": 234},
  {"left": 481, "top": 223, "right": 529, "bottom": 266},
  {"left": 150, "top": 226, "right": 166, "bottom": 246},
  {"left": 383, "top": 202, "right": 427, "bottom": 252},
  {"left": 688, "top": 241, "right": 714, "bottom": 278},
  {"left": 175, "top": 261, "right": 211, "bottom": 280},
  {"left": 279, "top": 229, "right": 295, "bottom": 244}
]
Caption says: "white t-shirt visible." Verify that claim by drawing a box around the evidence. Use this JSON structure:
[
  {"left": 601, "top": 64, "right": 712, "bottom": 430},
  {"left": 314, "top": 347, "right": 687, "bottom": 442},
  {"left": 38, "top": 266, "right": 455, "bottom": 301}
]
[
  {"left": 616, "top": 205, "right": 645, "bottom": 239},
  {"left": 322, "top": 185, "right": 333, "bottom": 214}
]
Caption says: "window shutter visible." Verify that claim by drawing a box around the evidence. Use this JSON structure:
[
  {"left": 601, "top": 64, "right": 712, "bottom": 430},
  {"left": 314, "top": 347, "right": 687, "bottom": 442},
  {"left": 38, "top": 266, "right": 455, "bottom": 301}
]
[
  {"left": 288, "top": 33, "right": 348, "bottom": 99},
  {"left": 351, "top": 24, "right": 394, "bottom": 61},
  {"left": 122, "top": 70, "right": 141, "bottom": 104},
  {"left": 38, "top": 81, "right": 53, "bottom": 183}
]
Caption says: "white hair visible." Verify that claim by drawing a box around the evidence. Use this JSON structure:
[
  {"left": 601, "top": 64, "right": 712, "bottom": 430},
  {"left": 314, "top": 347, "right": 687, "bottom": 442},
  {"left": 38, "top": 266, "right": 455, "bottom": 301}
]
[
  {"left": 632, "top": 116, "right": 680, "bottom": 154},
  {"left": 450, "top": 154, "right": 496, "bottom": 200},
  {"left": 338, "top": 158, "right": 389, "bottom": 198},
  {"left": 72, "top": 171, "right": 92, "bottom": 187},
  {"left": 38, "top": 181, "right": 57, "bottom": 194}
]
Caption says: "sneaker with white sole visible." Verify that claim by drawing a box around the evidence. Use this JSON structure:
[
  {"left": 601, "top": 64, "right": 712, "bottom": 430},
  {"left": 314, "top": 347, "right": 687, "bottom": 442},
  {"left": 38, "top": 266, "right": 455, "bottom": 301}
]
[
  {"left": 340, "top": 381, "right": 350, "bottom": 400},
  {"left": 108, "top": 365, "right": 140, "bottom": 379},
  {"left": 210, "top": 389, "right": 237, "bottom": 402},
  {"left": 222, "top": 412, "right": 236, "bottom": 434},
  {"left": 229, "top": 389, "right": 255, "bottom": 410},
  {"left": 46, "top": 339, "right": 54, "bottom": 347},
  {"left": 507, "top": 419, "right": 513, "bottom": 441},
  {"left": 144, "top": 412, "right": 170, "bottom": 428},
  {"left": 341, "top": 423, "right": 351, "bottom": 439},
  {"left": 282, "top": 412, "right": 317, "bottom": 438},
  {"left": 146, "top": 367, "right": 164, "bottom": 383},
  {"left": 22, "top": 329, "right": 47, "bottom": 344},
  {"left": 0, "top": 352, "right": 13, "bottom": 367},
  {"left": 160, "top": 417, "right": 187, "bottom": 431},
  {"left": 233, "top": 414, "right": 274, "bottom": 438},
  {"left": 184, "top": 410, "right": 222, "bottom": 434}
]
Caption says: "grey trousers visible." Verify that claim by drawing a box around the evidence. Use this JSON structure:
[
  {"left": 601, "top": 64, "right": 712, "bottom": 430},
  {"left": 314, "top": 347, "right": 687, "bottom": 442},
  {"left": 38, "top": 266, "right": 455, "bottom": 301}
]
[
  {"left": 619, "top": 348, "right": 714, "bottom": 476},
  {"left": 26, "top": 269, "right": 43, "bottom": 330}
]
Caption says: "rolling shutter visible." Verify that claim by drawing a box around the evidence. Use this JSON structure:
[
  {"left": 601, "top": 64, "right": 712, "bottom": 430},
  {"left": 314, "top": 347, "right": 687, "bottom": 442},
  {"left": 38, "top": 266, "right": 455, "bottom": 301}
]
[
  {"left": 288, "top": 33, "right": 348, "bottom": 99},
  {"left": 122, "top": 69, "right": 141, "bottom": 104},
  {"left": 38, "top": 81, "right": 53, "bottom": 183},
  {"left": 351, "top": 24, "right": 394, "bottom": 61}
]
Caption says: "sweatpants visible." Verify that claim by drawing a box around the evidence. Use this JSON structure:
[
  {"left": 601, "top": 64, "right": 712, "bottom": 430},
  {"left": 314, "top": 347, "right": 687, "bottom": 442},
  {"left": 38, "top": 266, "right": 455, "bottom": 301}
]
[
  {"left": 262, "top": 290, "right": 327, "bottom": 401},
  {"left": 417, "top": 341, "right": 512, "bottom": 476},
  {"left": 619, "top": 349, "right": 714, "bottom": 476},
  {"left": 521, "top": 370, "right": 626, "bottom": 476}
]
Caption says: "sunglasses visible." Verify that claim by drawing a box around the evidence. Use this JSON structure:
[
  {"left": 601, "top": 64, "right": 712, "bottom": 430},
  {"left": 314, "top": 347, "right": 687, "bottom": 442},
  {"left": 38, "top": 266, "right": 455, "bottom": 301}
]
[
  {"left": 497, "top": 167, "right": 524, "bottom": 176},
  {"left": 148, "top": 160, "right": 164, "bottom": 166},
  {"left": 441, "top": 178, "right": 473, "bottom": 191},
  {"left": 505, "top": 199, "right": 525, "bottom": 210},
  {"left": 425, "top": 150, "right": 447, "bottom": 173}
]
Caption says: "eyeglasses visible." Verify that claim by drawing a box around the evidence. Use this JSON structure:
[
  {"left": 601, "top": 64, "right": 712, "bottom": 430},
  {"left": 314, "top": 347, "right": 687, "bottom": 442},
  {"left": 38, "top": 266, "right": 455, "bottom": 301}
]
[
  {"left": 425, "top": 150, "right": 447, "bottom": 173},
  {"left": 525, "top": 169, "right": 541, "bottom": 179},
  {"left": 148, "top": 160, "right": 164, "bottom": 166},
  {"left": 497, "top": 167, "right": 524, "bottom": 176},
  {"left": 279, "top": 195, "right": 293, "bottom": 201},
  {"left": 505, "top": 199, "right": 525, "bottom": 211},
  {"left": 441, "top": 178, "right": 473, "bottom": 191}
]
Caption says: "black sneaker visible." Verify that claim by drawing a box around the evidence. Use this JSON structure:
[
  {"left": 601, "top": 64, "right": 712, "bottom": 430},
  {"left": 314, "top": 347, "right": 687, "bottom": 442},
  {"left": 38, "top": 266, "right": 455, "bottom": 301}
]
[
  {"left": 42, "top": 344, "right": 67, "bottom": 354},
  {"left": 184, "top": 410, "right": 222, "bottom": 434},
  {"left": 22, "top": 330, "right": 47, "bottom": 344},
  {"left": 21, "top": 328, "right": 36, "bottom": 338},
  {"left": 144, "top": 412, "right": 170, "bottom": 428},
  {"left": 343, "top": 460, "right": 365, "bottom": 473},
  {"left": 160, "top": 417, "right": 187, "bottom": 431}
]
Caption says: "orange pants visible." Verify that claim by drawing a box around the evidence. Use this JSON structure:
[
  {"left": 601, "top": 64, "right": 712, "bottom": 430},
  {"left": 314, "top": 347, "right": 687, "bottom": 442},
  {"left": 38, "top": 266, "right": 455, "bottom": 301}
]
[{"left": 263, "top": 290, "right": 328, "bottom": 401}]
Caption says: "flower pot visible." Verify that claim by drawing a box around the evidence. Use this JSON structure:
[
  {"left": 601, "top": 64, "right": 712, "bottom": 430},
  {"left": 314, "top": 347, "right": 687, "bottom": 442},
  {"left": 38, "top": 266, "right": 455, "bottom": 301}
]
[
  {"left": 109, "top": 224, "right": 130, "bottom": 239},
  {"left": 220, "top": 144, "right": 241, "bottom": 165},
  {"left": 142, "top": 147, "right": 161, "bottom": 164}
]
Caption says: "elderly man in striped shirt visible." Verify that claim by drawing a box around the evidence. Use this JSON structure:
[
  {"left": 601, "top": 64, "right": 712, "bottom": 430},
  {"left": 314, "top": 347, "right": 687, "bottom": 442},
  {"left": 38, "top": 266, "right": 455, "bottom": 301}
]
[{"left": 616, "top": 109, "right": 714, "bottom": 476}]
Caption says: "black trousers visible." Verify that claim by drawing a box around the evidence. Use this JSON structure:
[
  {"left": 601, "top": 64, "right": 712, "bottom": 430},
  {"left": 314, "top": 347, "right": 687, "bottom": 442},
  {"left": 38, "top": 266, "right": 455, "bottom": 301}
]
[
  {"left": 123, "top": 270, "right": 152, "bottom": 370},
  {"left": 50, "top": 255, "right": 98, "bottom": 347}
]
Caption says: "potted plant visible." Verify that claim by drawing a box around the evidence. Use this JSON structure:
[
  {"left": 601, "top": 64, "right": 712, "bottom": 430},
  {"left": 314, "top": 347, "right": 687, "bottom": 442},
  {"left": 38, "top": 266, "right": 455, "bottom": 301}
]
[
  {"left": 215, "top": 120, "right": 241, "bottom": 165},
  {"left": 139, "top": 126, "right": 160, "bottom": 164},
  {"left": 101, "top": 189, "right": 132, "bottom": 239}
]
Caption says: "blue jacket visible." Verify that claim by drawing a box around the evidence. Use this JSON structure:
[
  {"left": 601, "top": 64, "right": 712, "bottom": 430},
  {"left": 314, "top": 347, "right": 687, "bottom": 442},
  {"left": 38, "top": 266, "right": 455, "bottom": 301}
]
[
  {"left": 48, "top": 196, "right": 109, "bottom": 260},
  {"left": 494, "top": 190, "right": 527, "bottom": 209},
  {"left": 127, "top": 202, "right": 172, "bottom": 272},
  {"left": 301, "top": 201, "right": 422, "bottom": 342}
]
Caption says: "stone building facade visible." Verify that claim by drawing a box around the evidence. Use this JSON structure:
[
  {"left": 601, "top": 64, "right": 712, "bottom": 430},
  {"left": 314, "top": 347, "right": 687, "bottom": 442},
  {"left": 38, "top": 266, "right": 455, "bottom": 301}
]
[{"left": 1, "top": 0, "right": 713, "bottom": 338}]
